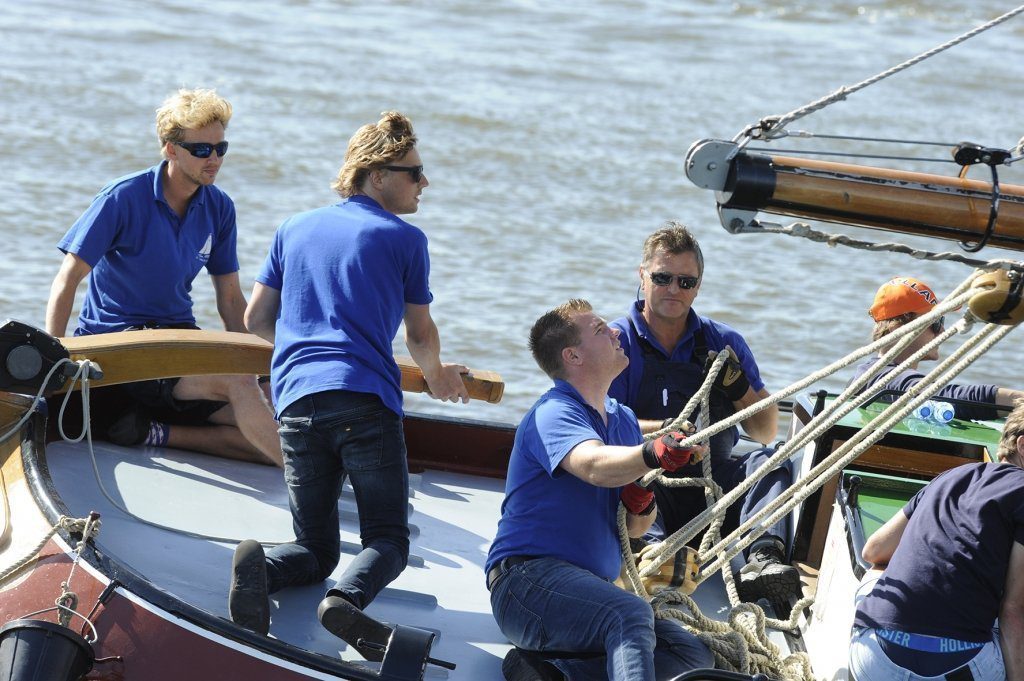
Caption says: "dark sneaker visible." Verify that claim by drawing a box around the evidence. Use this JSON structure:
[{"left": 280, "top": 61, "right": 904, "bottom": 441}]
[
  {"left": 737, "top": 543, "right": 801, "bottom": 616},
  {"left": 501, "top": 649, "right": 565, "bottom": 681},
  {"left": 228, "top": 540, "right": 270, "bottom": 635},
  {"left": 106, "top": 407, "right": 152, "bottom": 446},
  {"left": 318, "top": 595, "right": 393, "bottom": 662}
]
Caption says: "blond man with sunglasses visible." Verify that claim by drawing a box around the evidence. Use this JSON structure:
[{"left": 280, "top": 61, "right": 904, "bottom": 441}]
[
  {"left": 44, "top": 87, "right": 283, "bottom": 467},
  {"left": 847, "top": 276, "right": 1024, "bottom": 420}
]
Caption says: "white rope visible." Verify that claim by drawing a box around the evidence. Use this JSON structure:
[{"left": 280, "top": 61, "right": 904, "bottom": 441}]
[
  {"left": 747, "top": 5, "right": 1024, "bottom": 138},
  {"left": 631, "top": 282, "right": 975, "bottom": 575},
  {"left": 700, "top": 319, "right": 1014, "bottom": 578},
  {"left": 0, "top": 515, "right": 99, "bottom": 585}
]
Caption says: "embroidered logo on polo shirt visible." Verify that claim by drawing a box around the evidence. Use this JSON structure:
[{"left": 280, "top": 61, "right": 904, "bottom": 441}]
[{"left": 197, "top": 235, "right": 212, "bottom": 264}]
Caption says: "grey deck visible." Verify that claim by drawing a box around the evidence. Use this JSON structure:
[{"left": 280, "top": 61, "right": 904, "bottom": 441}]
[{"left": 46, "top": 439, "right": 771, "bottom": 679}]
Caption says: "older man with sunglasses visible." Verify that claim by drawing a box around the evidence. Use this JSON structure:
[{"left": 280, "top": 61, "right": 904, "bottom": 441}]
[
  {"left": 45, "top": 87, "right": 283, "bottom": 468},
  {"left": 236, "top": 111, "right": 470, "bottom": 650},
  {"left": 847, "top": 276, "right": 1024, "bottom": 419},
  {"left": 609, "top": 222, "right": 800, "bottom": 616}
]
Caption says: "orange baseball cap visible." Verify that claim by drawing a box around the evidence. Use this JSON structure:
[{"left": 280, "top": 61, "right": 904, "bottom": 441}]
[{"left": 869, "top": 277, "right": 939, "bottom": 321}]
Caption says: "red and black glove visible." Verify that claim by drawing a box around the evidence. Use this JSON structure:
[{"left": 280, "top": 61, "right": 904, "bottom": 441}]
[
  {"left": 641, "top": 432, "right": 695, "bottom": 472},
  {"left": 620, "top": 482, "right": 656, "bottom": 516},
  {"left": 704, "top": 347, "right": 750, "bottom": 402}
]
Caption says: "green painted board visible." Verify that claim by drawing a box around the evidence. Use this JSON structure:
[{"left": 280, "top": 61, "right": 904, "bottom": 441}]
[
  {"left": 844, "top": 470, "right": 925, "bottom": 539},
  {"left": 827, "top": 397, "right": 1003, "bottom": 451}
]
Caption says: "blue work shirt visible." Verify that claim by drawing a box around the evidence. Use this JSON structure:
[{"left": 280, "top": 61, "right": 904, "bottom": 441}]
[
  {"left": 58, "top": 162, "right": 239, "bottom": 335},
  {"left": 609, "top": 302, "right": 765, "bottom": 411},
  {"left": 486, "top": 380, "right": 643, "bottom": 581},
  {"left": 256, "top": 195, "right": 432, "bottom": 418}
]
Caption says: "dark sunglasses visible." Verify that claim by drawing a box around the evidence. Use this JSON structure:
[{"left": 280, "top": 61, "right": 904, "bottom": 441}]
[
  {"left": 929, "top": 316, "right": 945, "bottom": 335},
  {"left": 175, "top": 140, "right": 229, "bottom": 159},
  {"left": 382, "top": 165, "right": 424, "bottom": 183},
  {"left": 648, "top": 271, "right": 700, "bottom": 290}
]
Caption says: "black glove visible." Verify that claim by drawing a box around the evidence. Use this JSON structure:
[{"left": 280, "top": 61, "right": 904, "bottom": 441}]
[{"left": 705, "top": 348, "right": 750, "bottom": 402}]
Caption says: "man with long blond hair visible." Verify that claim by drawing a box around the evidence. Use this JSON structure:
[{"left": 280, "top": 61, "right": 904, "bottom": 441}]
[
  {"left": 44, "top": 88, "right": 282, "bottom": 467},
  {"left": 237, "top": 111, "right": 469, "bottom": 652}
]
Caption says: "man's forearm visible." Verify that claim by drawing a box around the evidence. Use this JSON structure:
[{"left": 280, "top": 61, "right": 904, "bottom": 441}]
[{"left": 45, "top": 281, "right": 76, "bottom": 337}]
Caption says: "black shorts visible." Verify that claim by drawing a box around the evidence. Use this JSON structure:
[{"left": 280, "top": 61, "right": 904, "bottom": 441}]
[{"left": 119, "top": 377, "right": 228, "bottom": 426}]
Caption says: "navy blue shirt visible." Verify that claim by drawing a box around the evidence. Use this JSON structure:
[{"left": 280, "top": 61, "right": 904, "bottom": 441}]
[
  {"left": 486, "top": 380, "right": 643, "bottom": 581},
  {"left": 59, "top": 162, "right": 239, "bottom": 335},
  {"left": 609, "top": 302, "right": 765, "bottom": 411},
  {"left": 848, "top": 359, "right": 999, "bottom": 421},
  {"left": 256, "top": 196, "right": 432, "bottom": 417},
  {"left": 854, "top": 463, "right": 1024, "bottom": 641}
]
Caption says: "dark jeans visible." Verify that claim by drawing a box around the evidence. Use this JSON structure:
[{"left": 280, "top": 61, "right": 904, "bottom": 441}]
[
  {"left": 649, "top": 446, "right": 794, "bottom": 559},
  {"left": 264, "top": 390, "right": 410, "bottom": 609},
  {"left": 490, "top": 557, "right": 713, "bottom": 680}
]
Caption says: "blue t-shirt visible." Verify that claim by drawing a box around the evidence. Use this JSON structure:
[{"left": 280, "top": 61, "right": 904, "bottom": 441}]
[
  {"left": 486, "top": 380, "right": 643, "bottom": 581},
  {"left": 609, "top": 302, "right": 765, "bottom": 410},
  {"left": 58, "top": 162, "right": 239, "bottom": 335},
  {"left": 256, "top": 195, "right": 432, "bottom": 418},
  {"left": 854, "top": 463, "right": 1024, "bottom": 641},
  {"left": 848, "top": 359, "right": 999, "bottom": 421}
]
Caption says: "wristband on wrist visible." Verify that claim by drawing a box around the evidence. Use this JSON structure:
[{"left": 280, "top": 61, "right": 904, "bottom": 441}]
[
  {"left": 641, "top": 441, "right": 660, "bottom": 469},
  {"left": 636, "top": 499, "right": 656, "bottom": 516}
]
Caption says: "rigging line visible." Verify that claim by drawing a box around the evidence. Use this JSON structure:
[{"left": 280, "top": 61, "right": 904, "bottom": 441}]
[
  {"left": 769, "top": 130, "right": 963, "bottom": 147},
  {"left": 752, "top": 219, "right": 1024, "bottom": 272},
  {"left": 747, "top": 5, "right": 1024, "bottom": 137},
  {"left": 742, "top": 147, "right": 957, "bottom": 163}
]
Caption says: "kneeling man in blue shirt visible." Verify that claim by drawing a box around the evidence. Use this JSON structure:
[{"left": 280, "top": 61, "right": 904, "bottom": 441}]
[{"left": 487, "top": 298, "right": 714, "bottom": 681}]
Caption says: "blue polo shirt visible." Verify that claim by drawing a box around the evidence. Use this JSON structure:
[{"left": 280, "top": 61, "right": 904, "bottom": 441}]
[
  {"left": 854, "top": 463, "right": 1024, "bottom": 642},
  {"left": 58, "top": 162, "right": 239, "bottom": 335},
  {"left": 256, "top": 196, "right": 432, "bottom": 418},
  {"left": 608, "top": 301, "right": 765, "bottom": 408},
  {"left": 486, "top": 380, "right": 643, "bottom": 581}
]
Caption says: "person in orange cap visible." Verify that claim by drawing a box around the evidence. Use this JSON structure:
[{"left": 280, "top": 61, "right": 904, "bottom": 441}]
[{"left": 847, "top": 276, "right": 1023, "bottom": 419}]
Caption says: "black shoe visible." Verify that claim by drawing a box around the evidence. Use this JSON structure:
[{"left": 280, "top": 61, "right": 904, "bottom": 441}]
[
  {"left": 228, "top": 540, "right": 270, "bottom": 635},
  {"left": 107, "top": 407, "right": 152, "bottom": 446},
  {"left": 737, "top": 543, "right": 801, "bottom": 616},
  {"left": 501, "top": 649, "right": 565, "bottom": 681},
  {"left": 318, "top": 595, "right": 393, "bottom": 662}
]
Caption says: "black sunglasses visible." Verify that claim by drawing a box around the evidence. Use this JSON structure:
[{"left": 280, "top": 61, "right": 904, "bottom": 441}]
[
  {"left": 175, "top": 140, "right": 229, "bottom": 159},
  {"left": 929, "top": 316, "right": 945, "bottom": 335},
  {"left": 382, "top": 165, "right": 424, "bottom": 183},
  {"left": 648, "top": 271, "right": 700, "bottom": 290}
]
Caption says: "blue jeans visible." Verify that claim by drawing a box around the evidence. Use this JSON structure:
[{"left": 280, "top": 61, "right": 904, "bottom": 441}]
[
  {"left": 850, "top": 627, "right": 1004, "bottom": 681},
  {"left": 264, "top": 390, "right": 410, "bottom": 609},
  {"left": 490, "top": 557, "right": 713, "bottom": 681}
]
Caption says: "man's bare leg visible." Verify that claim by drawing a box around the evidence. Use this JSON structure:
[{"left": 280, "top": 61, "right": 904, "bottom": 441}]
[
  {"left": 172, "top": 374, "right": 283, "bottom": 467},
  {"left": 165, "top": 423, "right": 271, "bottom": 464}
]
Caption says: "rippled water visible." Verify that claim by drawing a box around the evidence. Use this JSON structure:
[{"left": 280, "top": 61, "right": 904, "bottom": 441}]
[{"left": 2, "top": 1, "right": 1022, "bottom": 423}]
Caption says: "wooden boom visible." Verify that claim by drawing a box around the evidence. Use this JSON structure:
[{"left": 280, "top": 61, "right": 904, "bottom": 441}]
[
  {"left": 58, "top": 329, "right": 504, "bottom": 404},
  {"left": 685, "top": 140, "right": 1024, "bottom": 251},
  {"left": 720, "top": 152, "right": 1024, "bottom": 249}
]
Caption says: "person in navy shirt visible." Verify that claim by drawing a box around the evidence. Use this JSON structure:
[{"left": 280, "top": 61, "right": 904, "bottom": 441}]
[
  {"left": 849, "top": 400, "right": 1024, "bottom": 680},
  {"left": 609, "top": 223, "right": 798, "bottom": 615},
  {"left": 487, "top": 298, "right": 713, "bottom": 681},
  {"left": 237, "top": 112, "right": 470, "bottom": 652},
  {"left": 848, "top": 276, "right": 1023, "bottom": 419},
  {"left": 44, "top": 88, "right": 282, "bottom": 467}
]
